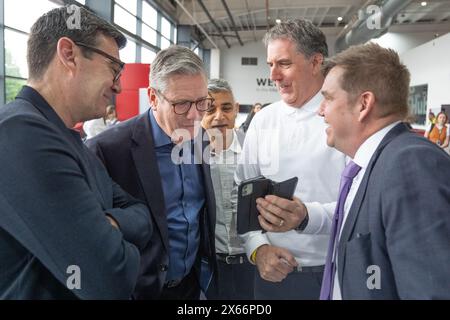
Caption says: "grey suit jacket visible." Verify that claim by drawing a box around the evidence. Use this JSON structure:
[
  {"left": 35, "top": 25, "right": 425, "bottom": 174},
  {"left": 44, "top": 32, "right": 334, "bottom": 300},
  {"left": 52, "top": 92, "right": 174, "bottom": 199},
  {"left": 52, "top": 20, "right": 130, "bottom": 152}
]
[
  {"left": 0, "top": 86, "right": 152, "bottom": 299},
  {"left": 338, "top": 123, "right": 450, "bottom": 299}
]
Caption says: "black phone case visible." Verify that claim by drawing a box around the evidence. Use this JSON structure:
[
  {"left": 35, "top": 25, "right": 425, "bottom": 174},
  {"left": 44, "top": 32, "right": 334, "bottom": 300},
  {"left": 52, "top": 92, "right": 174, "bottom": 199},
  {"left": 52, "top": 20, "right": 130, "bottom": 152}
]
[{"left": 237, "top": 176, "right": 298, "bottom": 234}]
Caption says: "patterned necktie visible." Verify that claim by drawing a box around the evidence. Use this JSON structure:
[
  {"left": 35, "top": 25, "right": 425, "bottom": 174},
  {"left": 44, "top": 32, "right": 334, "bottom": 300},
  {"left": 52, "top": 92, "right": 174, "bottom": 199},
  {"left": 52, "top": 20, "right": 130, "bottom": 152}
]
[{"left": 320, "top": 161, "right": 361, "bottom": 300}]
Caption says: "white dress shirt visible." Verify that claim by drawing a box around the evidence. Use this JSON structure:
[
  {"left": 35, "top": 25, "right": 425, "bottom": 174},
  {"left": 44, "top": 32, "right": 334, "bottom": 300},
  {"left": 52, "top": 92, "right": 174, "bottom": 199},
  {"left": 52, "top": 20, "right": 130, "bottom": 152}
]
[
  {"left": 210, "top": 130, "right": 244, "bottom": 255},
  {"left": 236, "top": 93, "right": 347, "bottom": 267},
  {"left": 332, "top": 121, "right": 400, "bottom": 299}
]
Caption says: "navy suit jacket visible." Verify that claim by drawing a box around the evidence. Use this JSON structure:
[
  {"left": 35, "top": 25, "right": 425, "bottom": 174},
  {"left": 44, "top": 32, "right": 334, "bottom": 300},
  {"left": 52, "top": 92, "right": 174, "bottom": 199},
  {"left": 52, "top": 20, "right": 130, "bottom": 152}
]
[
  {"left": 338, "top": 123, "right": 450, "bottom": 299},
  {"left": 86, "top": 111, "right": 217, "bottom": 299},
  {"left": 0, "top": 86, "right": 152, "bottom": 299}
]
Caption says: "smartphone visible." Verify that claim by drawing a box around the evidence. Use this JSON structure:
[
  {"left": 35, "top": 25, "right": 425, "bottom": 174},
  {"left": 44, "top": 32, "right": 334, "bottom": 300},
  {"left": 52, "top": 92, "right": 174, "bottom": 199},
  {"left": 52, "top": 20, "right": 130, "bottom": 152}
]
[{"left": 237, "top": 176, "right": 298, "bottom": 234}]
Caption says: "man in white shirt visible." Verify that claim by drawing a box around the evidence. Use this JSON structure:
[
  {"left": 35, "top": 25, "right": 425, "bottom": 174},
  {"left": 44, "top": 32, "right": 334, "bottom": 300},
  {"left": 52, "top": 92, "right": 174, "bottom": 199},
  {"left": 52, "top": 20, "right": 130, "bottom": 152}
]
[
  {"left": 236, "top": 19, "right": 346, "bottom": 299},
  {"left": 318, "top": 43, "right": 450, "bottom": 299},
  {"left": 202, "top": 79, "right": 254, "bottom": 299}
]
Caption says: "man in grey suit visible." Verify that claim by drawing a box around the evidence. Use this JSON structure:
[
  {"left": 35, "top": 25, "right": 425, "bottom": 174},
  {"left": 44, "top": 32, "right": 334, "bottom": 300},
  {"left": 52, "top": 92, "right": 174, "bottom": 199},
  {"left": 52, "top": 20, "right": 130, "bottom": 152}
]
[
  {"left": 0, "top": 6, "right": 152, "bottom": 299},
  {"left": 317, "top": 42, "right": 450, "bottom": 299}
]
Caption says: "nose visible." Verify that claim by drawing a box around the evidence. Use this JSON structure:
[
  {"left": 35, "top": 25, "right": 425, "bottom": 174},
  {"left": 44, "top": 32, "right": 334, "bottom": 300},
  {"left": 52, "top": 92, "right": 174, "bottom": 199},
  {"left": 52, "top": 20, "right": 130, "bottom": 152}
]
[
  {"left": 270, "top": 66, "right": 282, "bottom": 82},
  {"left": 186, "top": 103, "right": 204, "bottom": 120},
  {"left": 213, "top": 109, "right": 224, "bottom": 121},
  {"left": 317, "top": 99, "right": 326, "bottom": 117}
]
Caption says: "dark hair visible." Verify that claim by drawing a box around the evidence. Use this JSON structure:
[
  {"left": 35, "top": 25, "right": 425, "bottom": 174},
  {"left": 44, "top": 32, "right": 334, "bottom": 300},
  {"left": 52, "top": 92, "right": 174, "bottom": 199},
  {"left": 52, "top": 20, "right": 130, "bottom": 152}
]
[
  {"left": 263, "top": 19, "right": 328, "bottom": 58},
  {"left": 322, "top": 43, "right": 410, "bottom": 118},
  {"left": 27, "top": 5, "right": 126, "bottom": 80}
]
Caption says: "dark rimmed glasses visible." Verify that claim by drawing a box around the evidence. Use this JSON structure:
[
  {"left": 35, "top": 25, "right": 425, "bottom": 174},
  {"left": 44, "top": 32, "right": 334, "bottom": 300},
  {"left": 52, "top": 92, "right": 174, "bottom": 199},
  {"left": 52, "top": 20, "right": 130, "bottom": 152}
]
[
  {"left": 157, "top": 90, "right": 215, "bottom": 115},
  {"left": 75, "top": 41, "right": 125, "bottom": 83}
]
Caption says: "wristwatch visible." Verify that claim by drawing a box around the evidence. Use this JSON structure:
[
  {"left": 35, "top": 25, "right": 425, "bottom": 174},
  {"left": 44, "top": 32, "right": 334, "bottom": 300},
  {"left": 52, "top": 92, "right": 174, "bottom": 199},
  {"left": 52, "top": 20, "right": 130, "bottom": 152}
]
[{"left": 295, "top": 211, "right": 309, "bottom": 231}]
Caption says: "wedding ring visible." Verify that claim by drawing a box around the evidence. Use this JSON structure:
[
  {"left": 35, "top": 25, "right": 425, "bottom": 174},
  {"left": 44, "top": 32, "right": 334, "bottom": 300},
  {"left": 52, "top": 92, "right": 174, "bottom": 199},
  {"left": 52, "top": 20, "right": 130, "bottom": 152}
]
[{"left": 279, "top": 219, "right": 284, "bottom": 227}]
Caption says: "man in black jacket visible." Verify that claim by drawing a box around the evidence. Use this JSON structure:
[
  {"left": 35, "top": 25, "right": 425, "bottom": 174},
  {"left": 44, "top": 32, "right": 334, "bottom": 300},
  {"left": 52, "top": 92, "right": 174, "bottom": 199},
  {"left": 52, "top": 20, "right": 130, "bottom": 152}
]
[
  {"left": 87, "top": 46, "right": 217, "bottom": 300},
  {"left": 0, "top": 6, "right": 152, "bottom": 299}
]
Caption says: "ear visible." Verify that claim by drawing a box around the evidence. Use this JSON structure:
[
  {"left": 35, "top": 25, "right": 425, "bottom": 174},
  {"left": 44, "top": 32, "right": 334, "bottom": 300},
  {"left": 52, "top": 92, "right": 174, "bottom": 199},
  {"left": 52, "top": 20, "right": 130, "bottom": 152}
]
[
  {"left": 56, "top": 37, "right": 77, "bottom": 76},
  {"left": 234, "top": 102, "right": 240, "bottom": 115},
  {"left": 148, "top": 87, "right": 158, "bottom": 111},
  {"left": 311, "top": 53, "right": 324, "bottom": 76},
  {"left": 357, "top": 91, "right": 376, "bottom": 122}
]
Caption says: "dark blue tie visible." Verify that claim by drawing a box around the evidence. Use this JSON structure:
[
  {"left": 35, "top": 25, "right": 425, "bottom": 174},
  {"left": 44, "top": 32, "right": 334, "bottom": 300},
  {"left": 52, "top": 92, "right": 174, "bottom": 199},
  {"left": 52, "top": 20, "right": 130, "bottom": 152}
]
[{"left": 320, "top": 161, "right": 361, "bottom": 300}]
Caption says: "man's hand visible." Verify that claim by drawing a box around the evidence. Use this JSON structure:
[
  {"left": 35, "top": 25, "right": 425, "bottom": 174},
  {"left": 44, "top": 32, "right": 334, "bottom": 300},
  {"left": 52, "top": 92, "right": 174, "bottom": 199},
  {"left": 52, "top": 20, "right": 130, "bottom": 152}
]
[
  {"left": 254, "top": 245, "right": 298, "bottom": 282},
  {"left": 256, "top": 195, "right": 307, "bottom": 232}
]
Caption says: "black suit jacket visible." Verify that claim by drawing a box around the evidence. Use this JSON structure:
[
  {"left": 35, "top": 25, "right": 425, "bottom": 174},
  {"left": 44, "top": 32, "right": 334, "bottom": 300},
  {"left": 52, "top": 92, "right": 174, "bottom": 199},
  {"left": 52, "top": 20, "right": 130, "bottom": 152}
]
[
  {"left": 0, "top": 86, "right": 152, "bottom": 299},
  {"left": 86, "top": 111, "right": 217, "bottom": 299},
  {"left": 338, "top": 123, "right": 450, "bottom": 299}
]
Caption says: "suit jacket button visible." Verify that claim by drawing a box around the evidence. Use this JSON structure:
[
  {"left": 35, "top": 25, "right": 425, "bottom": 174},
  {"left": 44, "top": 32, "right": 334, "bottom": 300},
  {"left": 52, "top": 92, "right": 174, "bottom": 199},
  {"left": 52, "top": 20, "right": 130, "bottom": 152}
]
[{"left": 159, "top": 264, "right": 168, "bottom": 272}]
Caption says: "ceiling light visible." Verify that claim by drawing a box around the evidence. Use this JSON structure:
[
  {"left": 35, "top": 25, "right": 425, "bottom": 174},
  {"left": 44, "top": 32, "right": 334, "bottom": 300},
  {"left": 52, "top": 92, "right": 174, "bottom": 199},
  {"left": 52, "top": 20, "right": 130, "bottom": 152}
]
[
  {"left": 276, "top": 19, "right": 281, "bottom": 24},
  {"left": 337, "top": 16, "right": 343, "bottom": 21},
  {"left": 421, "top": 1, "right": 427, "bottom": 6}
]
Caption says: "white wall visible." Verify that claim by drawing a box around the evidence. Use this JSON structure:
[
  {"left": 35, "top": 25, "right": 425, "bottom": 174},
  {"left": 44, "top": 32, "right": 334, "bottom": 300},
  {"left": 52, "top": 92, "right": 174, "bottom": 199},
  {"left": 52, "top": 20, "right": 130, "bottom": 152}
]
[
  {"left": 400, "top": 31, "right": 450, "bottom": 127},
  {"left": 220, "top": 40, "right": 278, "bottom": 106}
]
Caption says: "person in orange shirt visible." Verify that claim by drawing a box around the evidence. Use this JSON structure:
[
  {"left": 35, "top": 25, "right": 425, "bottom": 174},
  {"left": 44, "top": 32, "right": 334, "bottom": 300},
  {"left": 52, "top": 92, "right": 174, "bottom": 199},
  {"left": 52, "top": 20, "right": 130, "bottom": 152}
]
[{"left": 424, "top": 111, "right": 449, "bottom": 149}]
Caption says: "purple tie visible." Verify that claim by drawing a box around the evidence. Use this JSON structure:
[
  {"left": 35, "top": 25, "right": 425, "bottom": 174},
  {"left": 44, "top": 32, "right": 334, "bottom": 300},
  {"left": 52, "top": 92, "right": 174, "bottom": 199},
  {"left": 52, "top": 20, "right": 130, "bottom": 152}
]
[{"left": 320, "top": 161, "right": 361, "bottom": 300}]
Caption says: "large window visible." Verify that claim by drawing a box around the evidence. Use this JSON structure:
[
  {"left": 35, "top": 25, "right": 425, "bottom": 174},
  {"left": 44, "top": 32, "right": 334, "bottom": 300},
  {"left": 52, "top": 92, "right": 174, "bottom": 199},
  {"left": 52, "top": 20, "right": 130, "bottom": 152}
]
[
  {"left": 2, "top": 0, "right": 60, "bottom": 103},
  {"left": 113, "top": 0, "right": 177, "bottom": 64}
]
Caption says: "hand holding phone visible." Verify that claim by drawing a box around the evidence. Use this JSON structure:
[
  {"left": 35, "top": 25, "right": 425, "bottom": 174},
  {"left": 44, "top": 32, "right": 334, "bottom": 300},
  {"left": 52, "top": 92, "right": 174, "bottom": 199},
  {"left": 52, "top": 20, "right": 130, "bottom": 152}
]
[{"left": 237, "top": 176, "right": 298, "bottom": 234}]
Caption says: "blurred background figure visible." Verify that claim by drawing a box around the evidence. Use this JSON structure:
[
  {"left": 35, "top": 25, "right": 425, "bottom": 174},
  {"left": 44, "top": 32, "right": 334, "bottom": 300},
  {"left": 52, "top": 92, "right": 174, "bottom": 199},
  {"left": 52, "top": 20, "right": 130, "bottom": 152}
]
[
  {"left": 424, "top": 111, "right": 449, "bottom": 149},
  {"left": 239, "top": 102, "right": 264, "bottom": 133},
  {"left": 105, "top": 105, "right": 120, "bottom": 127},
  {"left": 428, "top": 110, "right": 436, "bottom": 125},
  {"left": 83, "top": 104, "right": 118, "bottom": 139}
]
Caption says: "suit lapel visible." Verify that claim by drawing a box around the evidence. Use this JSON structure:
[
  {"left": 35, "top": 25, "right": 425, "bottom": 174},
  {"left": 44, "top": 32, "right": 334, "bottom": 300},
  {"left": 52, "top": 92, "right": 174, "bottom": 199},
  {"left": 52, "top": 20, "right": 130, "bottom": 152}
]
[
  {"left": 338, "top": 123, "right": 410, "bottom": 285},
  {"left": 131, "top": 113, "right": 169, "bottom": 252},
  {"left": 199, "top": 132, "right": 216, "bottom": 236}
]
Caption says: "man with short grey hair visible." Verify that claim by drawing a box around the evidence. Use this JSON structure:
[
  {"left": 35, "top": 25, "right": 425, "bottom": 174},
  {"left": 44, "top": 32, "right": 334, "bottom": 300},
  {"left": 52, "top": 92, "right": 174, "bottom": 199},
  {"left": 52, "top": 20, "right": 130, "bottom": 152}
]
[
  {"left": 0, "top": 6, "right": 152, "bottom": 299},
  {"left": 236, "top": 19, "right": 346, "bottom": 299},
  {"left": 87, "top": 45, "right": 217, "bottom": 300}
]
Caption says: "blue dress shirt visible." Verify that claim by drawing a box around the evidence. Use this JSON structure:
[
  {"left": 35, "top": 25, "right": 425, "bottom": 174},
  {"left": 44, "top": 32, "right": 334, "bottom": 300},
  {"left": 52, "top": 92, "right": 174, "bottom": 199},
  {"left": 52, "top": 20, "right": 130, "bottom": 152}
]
[{"left": 148, "top": 110, "right": 205, "bottom": 282}]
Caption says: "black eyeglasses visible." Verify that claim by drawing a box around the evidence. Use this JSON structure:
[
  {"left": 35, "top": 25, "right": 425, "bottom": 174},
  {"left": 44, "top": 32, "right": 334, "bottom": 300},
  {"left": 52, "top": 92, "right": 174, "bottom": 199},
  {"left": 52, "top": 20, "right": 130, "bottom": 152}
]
[
  {"left": 75, "top": 41, "right": 125, "bottom": 83},
  {"left": 157, "top": 90, "right": 215, "bottom": 115}
]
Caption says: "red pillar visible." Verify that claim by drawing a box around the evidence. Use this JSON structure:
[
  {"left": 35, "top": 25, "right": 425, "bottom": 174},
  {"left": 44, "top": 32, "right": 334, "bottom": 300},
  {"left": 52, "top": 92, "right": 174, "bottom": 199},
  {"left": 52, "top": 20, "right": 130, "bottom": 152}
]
[{"left": 116, "top": 63, "right": 150, "bottom": 121}]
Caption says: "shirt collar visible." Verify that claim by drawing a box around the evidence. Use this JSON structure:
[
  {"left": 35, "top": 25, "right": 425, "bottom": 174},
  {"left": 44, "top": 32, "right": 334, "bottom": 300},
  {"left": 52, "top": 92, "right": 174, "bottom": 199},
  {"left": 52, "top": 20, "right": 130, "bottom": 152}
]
[
  {"left": 16, "top": 85, "right": 83, "bottom": 143},
  {"left": 279, "top": 91, "right": 323, "bottom": 116},
  {"left": 228, "top": 129, "right": 242, "bottom": 154},
  {"left": 148, "top": 109, "right": 173, "bottom": 148},
  {"left": 353, "top": 121, "right": 401, "bottom": 169},
  {"left": 211, "top": 129, "right": 241, "bottom": 156}
]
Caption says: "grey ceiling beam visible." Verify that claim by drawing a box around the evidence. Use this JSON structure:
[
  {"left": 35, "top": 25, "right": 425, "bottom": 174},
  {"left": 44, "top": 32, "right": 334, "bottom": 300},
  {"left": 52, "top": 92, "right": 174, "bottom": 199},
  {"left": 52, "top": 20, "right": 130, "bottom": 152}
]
[
  {"left": 174, "top": 0, "right": 218, "bottom": 49},
  {"left": 220, "top": 0, "right": 244, "bottom": 46},
  {"left": 197, "top": 0, "right": 230, "bottom": 48}
]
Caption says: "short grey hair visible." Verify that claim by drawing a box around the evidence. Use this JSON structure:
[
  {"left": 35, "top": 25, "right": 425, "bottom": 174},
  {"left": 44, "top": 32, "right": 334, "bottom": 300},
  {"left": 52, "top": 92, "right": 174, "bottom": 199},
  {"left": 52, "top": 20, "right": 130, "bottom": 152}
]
[
  {"left": 263, "top": 19, "right": 328, "bottom": 58},
  {"left": 208, "top": 78, "right": 234, "bottom": 97},
  {"left": 150, "top": 45, "right": 206, "bottom": 93},
  {"left": 28, "top": 5, "right": 126, "bottom": 80}
]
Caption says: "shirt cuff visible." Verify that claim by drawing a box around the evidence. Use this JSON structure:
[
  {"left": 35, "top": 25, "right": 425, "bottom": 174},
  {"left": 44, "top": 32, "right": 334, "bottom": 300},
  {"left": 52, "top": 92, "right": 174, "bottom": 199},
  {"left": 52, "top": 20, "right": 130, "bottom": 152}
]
[
  {"left": 243, "top": 231, "right": 270, "bottom": 262},
  {"left": 303, "top": 202, "right": 329, "bottom": 234}
]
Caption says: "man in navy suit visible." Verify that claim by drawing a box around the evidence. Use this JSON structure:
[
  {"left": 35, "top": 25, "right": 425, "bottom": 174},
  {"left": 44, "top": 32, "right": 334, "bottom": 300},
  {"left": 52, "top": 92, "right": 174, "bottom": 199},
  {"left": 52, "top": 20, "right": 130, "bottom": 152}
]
[
  {"left": 0, "top": 6, "right": 152, "bottom": 299},
  {"left": 317, "top": 43, "right": 450, "bottom": 299},
  {"left": 87, "top": 45, "right": 217, "bottom": 299}
]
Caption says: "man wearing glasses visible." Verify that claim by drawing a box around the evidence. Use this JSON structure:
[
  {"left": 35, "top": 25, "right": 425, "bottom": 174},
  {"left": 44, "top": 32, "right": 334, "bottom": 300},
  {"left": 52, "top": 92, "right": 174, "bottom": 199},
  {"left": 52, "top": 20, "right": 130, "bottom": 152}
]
[
  {"left": 87, "top": 45, "right": 217, "bottom": 300},
  {"left": 0, "top": 6, "right": 152, "bottom": 299}
]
